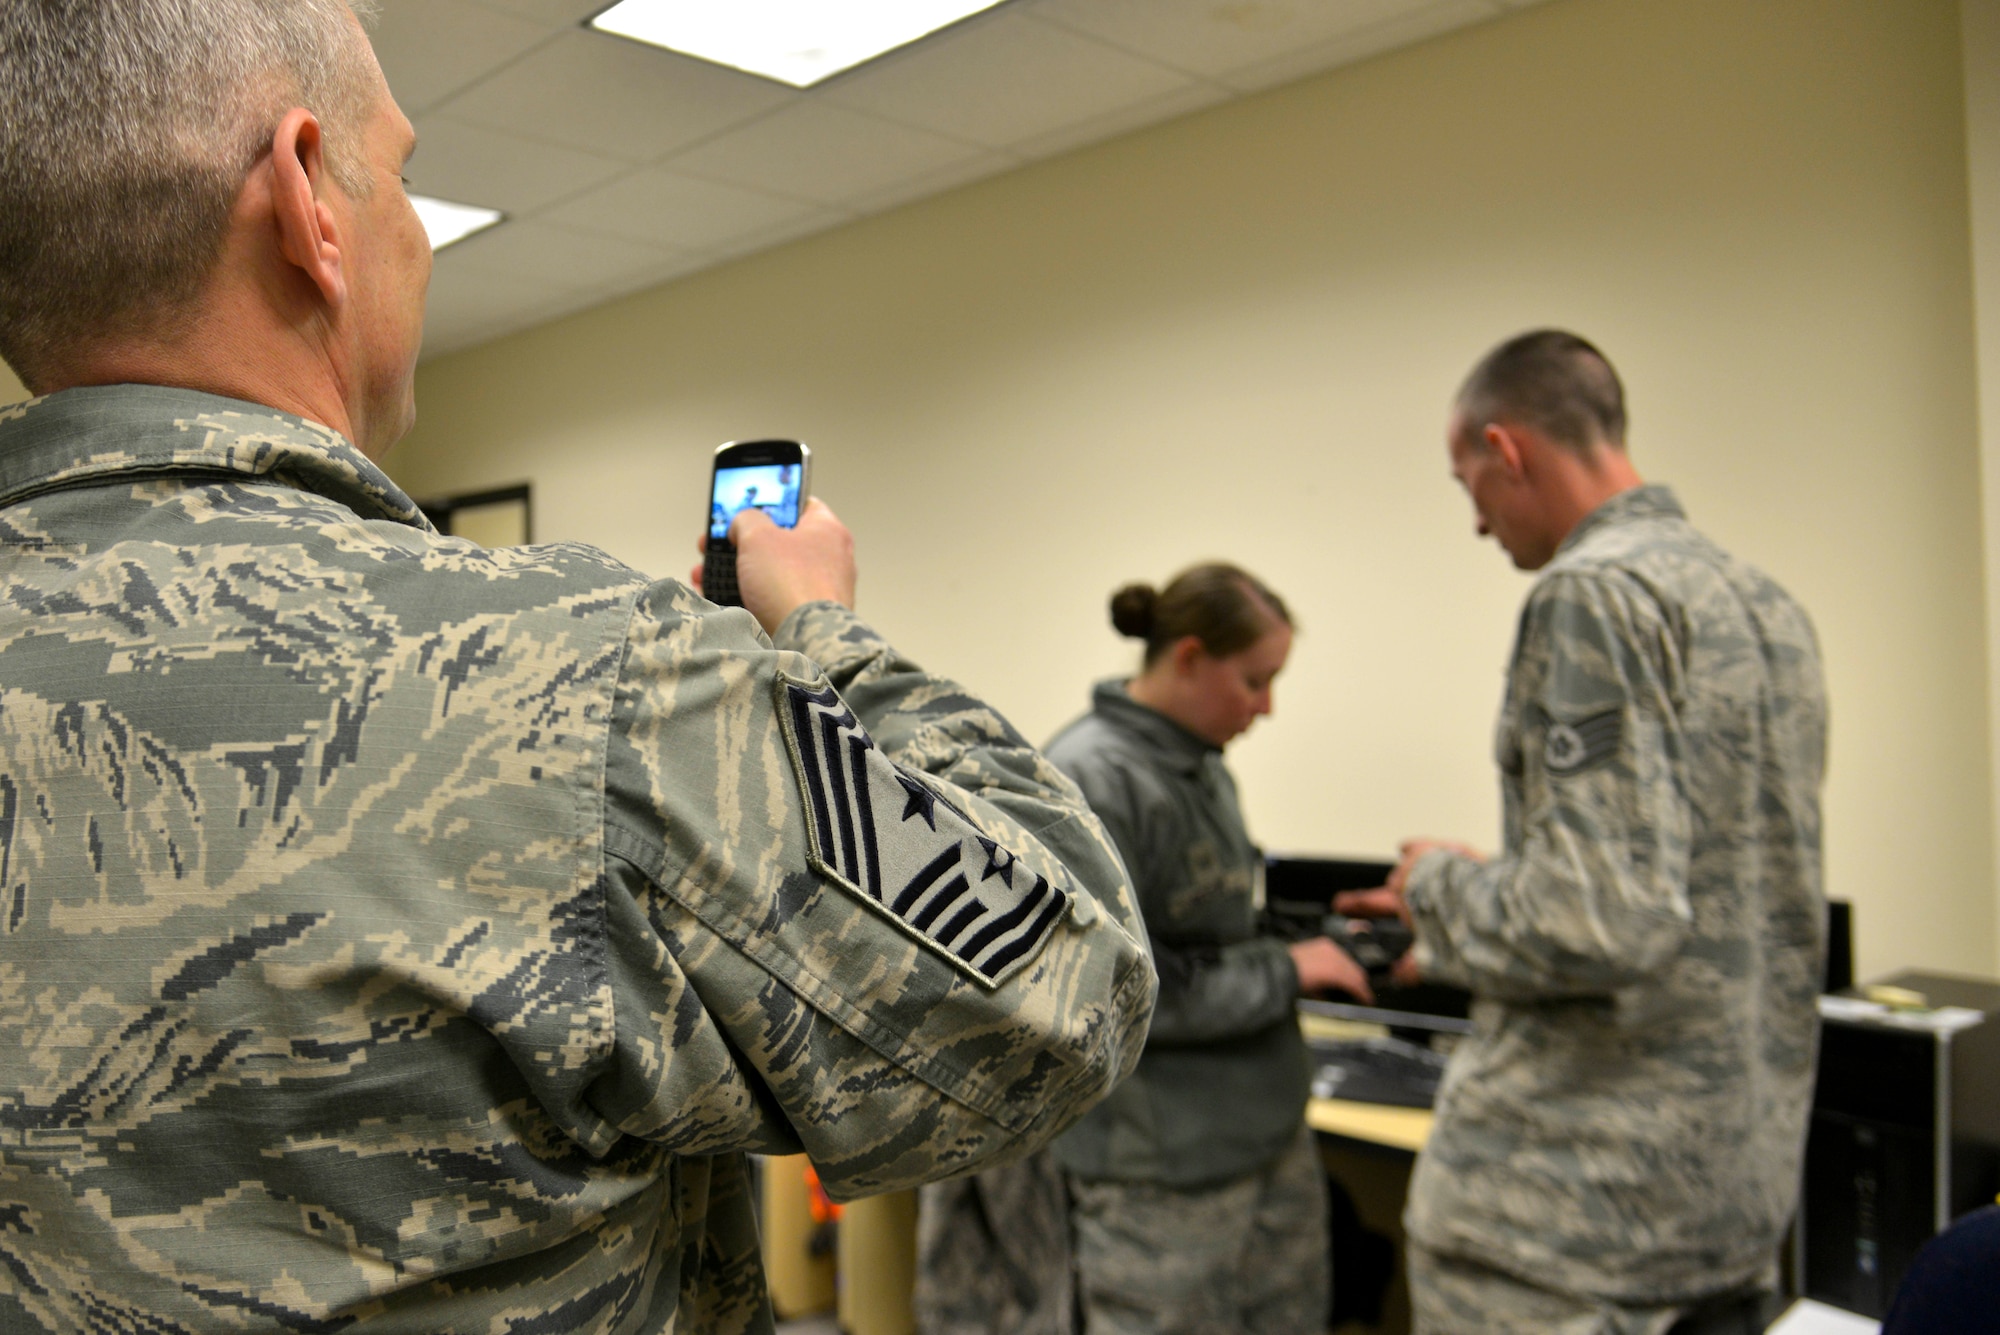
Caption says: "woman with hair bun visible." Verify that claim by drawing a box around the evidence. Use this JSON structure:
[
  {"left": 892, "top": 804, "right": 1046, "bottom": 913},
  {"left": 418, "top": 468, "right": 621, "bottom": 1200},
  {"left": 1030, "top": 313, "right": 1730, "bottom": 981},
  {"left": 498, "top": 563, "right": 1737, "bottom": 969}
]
[
  {"left": 1042, "top": 562, "right": 1369, "bottom": 1334},
  {"left": 915, "top": 563, "right": 1368, "bottom": 1335}
]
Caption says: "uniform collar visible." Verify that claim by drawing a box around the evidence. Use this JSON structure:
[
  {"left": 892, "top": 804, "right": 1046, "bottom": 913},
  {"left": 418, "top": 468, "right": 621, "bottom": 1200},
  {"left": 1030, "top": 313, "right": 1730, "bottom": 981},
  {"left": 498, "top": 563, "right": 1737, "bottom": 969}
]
[
  {"left": 0, "top": 384, "right": 430, "bottom": 529},
  {"left": 1555, "top": 482, "right": 1684, "bottom": 557},
  {"left": 1090, "top": 678, "right": 1219, "bottom": 774}
]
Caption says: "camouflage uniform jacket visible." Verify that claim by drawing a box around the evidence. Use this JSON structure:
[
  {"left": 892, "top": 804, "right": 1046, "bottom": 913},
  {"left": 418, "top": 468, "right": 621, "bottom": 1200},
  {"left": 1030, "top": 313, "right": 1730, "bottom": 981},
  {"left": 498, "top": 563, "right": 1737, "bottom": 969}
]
[
  {"left": 1404, "top": 484, "right": 1827, "bottom": 1305},
  {"left": 0, "top": 386, "right": 1154, "bottom": 1334},
  {"left": 1043, "top": 682, "right": 1309, "bottom": 1188}
]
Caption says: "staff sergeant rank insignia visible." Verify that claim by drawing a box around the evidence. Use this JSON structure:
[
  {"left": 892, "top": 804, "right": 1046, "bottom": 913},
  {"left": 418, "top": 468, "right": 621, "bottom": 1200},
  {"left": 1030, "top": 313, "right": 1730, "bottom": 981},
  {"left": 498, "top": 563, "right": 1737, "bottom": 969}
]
[
  {"left": 777, "top": 672, "right": 1072, "bottom": 987},
  {"left": 1539, "top": 705, "right": 1623, "bottom": 777}
]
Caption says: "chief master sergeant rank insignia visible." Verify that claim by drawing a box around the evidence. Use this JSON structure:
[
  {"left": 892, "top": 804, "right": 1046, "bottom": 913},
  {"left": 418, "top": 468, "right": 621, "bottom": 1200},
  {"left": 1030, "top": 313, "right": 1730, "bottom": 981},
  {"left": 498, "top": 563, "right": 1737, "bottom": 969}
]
[{"left": 778, "top": 673, "right": 1073, "bottom": 987}]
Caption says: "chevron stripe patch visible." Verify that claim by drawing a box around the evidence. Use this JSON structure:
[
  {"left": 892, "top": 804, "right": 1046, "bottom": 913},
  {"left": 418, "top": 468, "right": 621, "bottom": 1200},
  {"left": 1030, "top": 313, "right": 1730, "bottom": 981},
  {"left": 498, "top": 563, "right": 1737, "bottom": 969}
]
[
  {"left": 776, "top": 672, "right": 1070, "bottom": 988},
  {"left": 1539, "top": 705, "right": 1624, "bottom": 777}
]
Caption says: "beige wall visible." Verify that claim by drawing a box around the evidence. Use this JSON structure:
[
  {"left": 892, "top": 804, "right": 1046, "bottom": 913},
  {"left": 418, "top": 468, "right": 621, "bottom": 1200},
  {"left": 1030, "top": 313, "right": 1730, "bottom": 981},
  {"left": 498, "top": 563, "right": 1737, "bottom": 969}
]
[
  {"left": 0, "top": 361, "right": 23, "bottom": 406},
  {"left": 1, "top": 0, "right": 1964, "bottom": 981},
  {"left": 1965, "top": 0, "right": 2000, "bottom": 973}
]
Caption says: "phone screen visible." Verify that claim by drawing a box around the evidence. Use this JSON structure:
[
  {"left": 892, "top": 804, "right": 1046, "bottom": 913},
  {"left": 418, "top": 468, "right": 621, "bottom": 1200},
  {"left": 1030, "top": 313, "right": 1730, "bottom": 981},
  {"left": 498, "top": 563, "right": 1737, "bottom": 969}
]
[{"left": 709, "top": 462, "right": 804, "bottom": 540}]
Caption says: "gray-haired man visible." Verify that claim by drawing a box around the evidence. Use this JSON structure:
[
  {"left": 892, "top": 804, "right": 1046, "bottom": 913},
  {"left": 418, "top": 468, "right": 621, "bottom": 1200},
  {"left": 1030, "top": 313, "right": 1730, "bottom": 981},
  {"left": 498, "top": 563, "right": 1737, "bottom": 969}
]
[
  {"left": 1342, "top": 331, "right": 1827, "bottom": 1334},
  {"left": 0, "top": 4, "right": 1154, "bottom": 1331}
]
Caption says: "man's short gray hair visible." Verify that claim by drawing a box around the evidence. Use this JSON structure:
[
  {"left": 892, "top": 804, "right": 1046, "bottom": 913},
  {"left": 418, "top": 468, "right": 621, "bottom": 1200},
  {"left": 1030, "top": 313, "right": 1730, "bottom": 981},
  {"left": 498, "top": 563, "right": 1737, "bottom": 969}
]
[
  {"left": 0, "top": 0, "right": 382, "bottom": 390},
  {"left": 1456, "top": 329, "right": 1628, "bottom": 453}
]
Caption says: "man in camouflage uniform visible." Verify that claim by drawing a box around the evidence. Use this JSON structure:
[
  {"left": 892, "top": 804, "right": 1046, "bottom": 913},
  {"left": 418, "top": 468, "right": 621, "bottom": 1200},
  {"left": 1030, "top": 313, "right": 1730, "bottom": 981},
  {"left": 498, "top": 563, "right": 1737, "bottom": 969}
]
[
  {"left": 1342, "top": 331, "right": 1827, "bottom": 1334},
  {"left": 0, "top": 3, "right": 1154, "bottom": 1331}
]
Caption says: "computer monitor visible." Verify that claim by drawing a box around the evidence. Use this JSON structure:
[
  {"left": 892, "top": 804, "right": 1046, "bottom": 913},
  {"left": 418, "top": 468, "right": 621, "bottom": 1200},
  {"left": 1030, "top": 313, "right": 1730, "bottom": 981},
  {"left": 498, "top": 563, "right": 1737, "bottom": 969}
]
[{"left": 1825, "top": 898, "right": 1853, "bottom": 994}]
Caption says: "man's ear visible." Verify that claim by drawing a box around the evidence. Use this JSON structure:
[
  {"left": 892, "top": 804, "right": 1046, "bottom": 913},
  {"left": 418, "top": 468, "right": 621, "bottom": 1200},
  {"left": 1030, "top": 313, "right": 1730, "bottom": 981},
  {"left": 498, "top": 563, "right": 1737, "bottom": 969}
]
[
  {"left": 268, "top": 107, "right": 347, "bottom": 310},
  {"left": 1482, "top": 422, "right": 1530, "bottom": 479}
]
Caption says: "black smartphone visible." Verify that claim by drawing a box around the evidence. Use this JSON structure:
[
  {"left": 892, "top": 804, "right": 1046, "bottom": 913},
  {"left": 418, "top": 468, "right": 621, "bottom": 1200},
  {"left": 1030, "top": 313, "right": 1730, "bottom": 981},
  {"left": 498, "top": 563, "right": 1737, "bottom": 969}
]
[{"left": 703, "top": 439, "right": 810, "bottom": 607}]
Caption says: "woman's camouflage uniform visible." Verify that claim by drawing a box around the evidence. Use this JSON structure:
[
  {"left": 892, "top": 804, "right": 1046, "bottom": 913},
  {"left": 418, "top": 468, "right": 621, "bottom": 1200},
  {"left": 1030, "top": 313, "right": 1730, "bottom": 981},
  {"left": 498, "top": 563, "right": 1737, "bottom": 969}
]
[
  {"left": 1052, "top": 683, "right": 1329, "bottom": 1334},
  {"left": 915, "top": 680, "right": 1332, "bottom": 1335}
]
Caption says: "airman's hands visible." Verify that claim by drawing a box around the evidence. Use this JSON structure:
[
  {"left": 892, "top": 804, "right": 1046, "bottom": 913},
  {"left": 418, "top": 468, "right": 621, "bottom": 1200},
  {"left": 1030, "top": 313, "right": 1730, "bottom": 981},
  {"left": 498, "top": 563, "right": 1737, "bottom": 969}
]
[
  {"left": 1289, "top": 936, "right": 1374, "bottom": 1004},
  {"left": 1331, "top": 838, "right": 1486, "bottom": 988},
  {"left": 693, "top": 497, "right": 856, "bottom": 635}
]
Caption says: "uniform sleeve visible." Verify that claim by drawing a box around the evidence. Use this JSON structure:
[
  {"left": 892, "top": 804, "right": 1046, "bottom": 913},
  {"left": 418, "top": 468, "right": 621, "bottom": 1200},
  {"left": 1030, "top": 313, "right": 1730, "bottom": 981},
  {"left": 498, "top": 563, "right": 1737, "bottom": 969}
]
[
  {"left": 1404, "top": 571, "right": 1693, "bottom": 1001},
  {"left": 592, "top": 591, "right": 1155, "bottom": 1201},
  {"left": 1058, "top": 745, "right": 1299, "bottom": 1047}
]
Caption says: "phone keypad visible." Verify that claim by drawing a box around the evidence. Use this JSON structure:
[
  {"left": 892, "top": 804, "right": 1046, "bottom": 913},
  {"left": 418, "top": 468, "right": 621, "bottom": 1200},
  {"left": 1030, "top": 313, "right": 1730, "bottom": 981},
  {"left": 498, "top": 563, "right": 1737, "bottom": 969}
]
[{"left": 704, "top": 545, "right": 741, "bottom": 607}]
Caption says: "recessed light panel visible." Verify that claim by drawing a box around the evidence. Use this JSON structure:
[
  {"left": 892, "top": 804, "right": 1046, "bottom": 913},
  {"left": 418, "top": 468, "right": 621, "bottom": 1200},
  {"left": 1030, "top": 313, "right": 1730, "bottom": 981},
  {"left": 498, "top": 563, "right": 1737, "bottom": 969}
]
[
  {"left": 589, "top": 0, "right": 1008, "bottom": 88},
  {"left": 410, "top": 195, "right": 504, "bottom": 252}
]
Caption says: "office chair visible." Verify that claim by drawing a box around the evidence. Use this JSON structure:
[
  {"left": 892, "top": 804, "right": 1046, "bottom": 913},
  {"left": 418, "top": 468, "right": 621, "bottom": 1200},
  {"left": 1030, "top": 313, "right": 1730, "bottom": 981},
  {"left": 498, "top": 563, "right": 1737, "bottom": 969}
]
[{"left": 1879, "top": 1204, "right": 2000, "bottom": 1334}]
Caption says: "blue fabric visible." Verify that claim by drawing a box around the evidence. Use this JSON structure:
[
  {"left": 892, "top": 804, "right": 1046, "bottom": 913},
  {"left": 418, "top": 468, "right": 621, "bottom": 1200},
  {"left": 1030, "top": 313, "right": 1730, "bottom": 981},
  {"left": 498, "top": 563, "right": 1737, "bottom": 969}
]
[{"left": 1881, "top": 1205, "right": 2000, "bottom": 1334}]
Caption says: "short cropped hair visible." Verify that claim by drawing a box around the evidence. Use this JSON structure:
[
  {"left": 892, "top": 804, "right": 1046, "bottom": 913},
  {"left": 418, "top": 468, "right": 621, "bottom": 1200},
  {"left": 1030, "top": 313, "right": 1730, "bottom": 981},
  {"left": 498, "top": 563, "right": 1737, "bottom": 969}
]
[
  {"left": 1455, "top": 329, "right": 1628, "bottom": 452},
  {"left": 0, "top": 0, "right": 381, "bottom": 389},
  {"left": 1110, "top": 563, "right": 1292, "bottom": 667}
]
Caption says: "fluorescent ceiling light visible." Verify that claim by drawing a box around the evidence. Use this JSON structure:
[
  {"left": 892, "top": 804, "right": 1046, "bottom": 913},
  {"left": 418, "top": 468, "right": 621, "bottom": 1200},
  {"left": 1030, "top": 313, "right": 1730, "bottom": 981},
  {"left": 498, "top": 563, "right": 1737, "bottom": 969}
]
[
  {"left": 410, "top": 194, "right": 504, "bottom": 251},
  {"left": 589, "top": 0, "right": 1008, "bottom": 88}
]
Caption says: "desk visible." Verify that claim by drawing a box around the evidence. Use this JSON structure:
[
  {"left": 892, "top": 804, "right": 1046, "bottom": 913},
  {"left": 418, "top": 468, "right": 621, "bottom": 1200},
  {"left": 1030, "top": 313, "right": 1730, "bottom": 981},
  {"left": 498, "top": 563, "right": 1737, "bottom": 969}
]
[
  {"left": 1312, "top": 1102, "right": 1423, "bottom": 1335},
  {"left": 1301, "top": 1014, "right": 1438, "bottom": 1334},
  {"left": 1308, "top": 1096, "right": 1434, "bottom": 1154},
  {"left": 1299, "top": 1009, "right": 1441, "bottom": 1154}
]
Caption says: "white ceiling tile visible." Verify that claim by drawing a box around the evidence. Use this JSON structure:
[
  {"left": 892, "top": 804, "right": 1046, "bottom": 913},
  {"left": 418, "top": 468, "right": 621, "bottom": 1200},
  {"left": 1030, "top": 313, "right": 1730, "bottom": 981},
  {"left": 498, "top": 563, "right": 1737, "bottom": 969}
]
[
  {"left": 426, "top": 252, "right": 722, "bottom": 358},
  {"left": 820, "top": 11, "right": 1203, "bottom": 150},
  {"left": 437, "top": 30, "right": 795, "bottom": 163},
  {"left": 421, "top": 310, "right": 547, "bottom": 360},
  {"left": 419, "top": 260, "right": 573, "bottom": 358},
  {"left": 841, "top": 150, "right": 1026, "bottom": 215},
  {"left": 1215, "top": 0, "right": 1495, "bottom": 91},
  {"left": 406, "top": 0, "right": 1530, "bottom": 362},
  {"left": 693, "top": 211, "right": 861, "bottom": 268},
  {"left": 409, "top": 116, "right": 626, "bottom": 214},
  {"left": 662, "top": 103, "right": 1003, "bottom": 207},
  {"left": 369, "top": 0, "right": 553, "bottom": 116},
  {"left": 1007, "top": 79, "right": 1232, "bottom": 160},
  {"left": 596, "top": 251, "right": 720, "bottom": 293},
  {"left": 423, "top": 281, "right": 687, "bottom": 362},
  {"left": 542, "top": 168, "right": 844, "bottom": 252},
  {"left": 442, "top": 218, "right": 693, "bottom": 291},
  {"left": 506, "top": 286, "right": 639, "bottom": 333},
  {"left": 1028, "top": 0, "right": 1454, "bottom": 79}
]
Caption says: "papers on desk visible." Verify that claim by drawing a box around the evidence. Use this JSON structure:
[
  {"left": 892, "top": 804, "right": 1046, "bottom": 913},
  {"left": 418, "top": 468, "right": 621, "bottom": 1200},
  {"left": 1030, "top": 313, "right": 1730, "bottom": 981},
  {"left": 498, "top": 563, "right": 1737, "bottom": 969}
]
[
  {"left": 1818, "top": 995, "right": 1987, "bottom": 1034},
  {"left": 1764, "top": 1299, "right": 1880, "bottom": 1334}
]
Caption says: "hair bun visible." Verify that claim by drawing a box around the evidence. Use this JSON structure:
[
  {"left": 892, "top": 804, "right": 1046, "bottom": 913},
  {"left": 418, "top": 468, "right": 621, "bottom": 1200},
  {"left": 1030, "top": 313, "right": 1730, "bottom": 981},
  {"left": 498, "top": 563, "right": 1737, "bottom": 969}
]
[{"left": 1109, "top": 583, "right": 1158, "bottom": 640}]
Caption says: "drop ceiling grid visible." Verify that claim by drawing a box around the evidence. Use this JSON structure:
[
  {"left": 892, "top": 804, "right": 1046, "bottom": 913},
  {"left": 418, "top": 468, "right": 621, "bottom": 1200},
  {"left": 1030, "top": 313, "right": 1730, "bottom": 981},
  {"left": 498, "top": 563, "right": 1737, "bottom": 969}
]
[{"left": 390, "top": 0, "right": 1536, "bottom": 357}]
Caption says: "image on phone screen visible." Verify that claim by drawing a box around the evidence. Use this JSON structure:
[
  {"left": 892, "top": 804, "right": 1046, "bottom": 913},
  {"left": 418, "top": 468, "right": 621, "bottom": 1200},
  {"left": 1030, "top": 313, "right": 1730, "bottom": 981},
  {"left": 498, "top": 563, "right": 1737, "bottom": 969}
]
[{"left": 709, "top": 462, "right": 803, "bottom": 539}]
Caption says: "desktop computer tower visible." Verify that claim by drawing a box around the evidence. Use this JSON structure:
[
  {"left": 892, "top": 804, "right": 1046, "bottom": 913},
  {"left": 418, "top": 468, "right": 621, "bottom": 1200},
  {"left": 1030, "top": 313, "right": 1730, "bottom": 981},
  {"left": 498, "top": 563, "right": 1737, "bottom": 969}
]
[{"left": 1800, "top": 970, "right": 2000, "bottom": 1317}]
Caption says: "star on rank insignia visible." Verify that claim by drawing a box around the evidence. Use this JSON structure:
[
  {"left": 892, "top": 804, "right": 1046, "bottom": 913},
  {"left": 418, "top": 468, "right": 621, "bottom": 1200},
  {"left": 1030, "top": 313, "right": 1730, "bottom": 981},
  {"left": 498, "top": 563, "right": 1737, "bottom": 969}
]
[
  {"left": 1538, "top": 705, "right": 1623, "bottom": 777},
  {"left": 776, "top": 672, "right": 1072, "bottom": 988}
]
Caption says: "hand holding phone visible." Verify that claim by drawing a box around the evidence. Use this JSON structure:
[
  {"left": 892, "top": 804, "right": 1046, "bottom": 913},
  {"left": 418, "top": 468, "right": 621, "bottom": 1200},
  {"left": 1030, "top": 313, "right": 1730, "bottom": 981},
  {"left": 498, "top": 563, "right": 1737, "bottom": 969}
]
[
  {"left": 727, "top": 498, "right": 856, "bottom": 631},
  {"left": 703, "top": 439, "right": 810, "bottom": 608}
]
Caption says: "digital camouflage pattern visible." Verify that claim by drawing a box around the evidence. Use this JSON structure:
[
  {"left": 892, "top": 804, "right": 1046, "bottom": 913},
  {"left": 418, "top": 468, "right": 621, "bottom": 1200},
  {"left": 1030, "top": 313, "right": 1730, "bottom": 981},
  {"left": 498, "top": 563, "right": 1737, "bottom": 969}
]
[
  {"left": 0, "top": 385, "right": 1155, "bottom": 1334},
  {"left": 1406, "top": 1242, "right": 1771, "bottom": 1335},
  {"left": 1404, "top": 485, "right": 1826, "bottom": 1310},
  {"left": 914, "top": 1150, "right": 1075, "bottom": 1335},
  {"left": 914, "top": 681, "right": 1333, "bottom": 1335},
  {"left": 1412, "top": 1242, "right": 1668, "bottom": 1335},
  {"left": 1042, "top": 682, "right": 1311, "bottom": 1189},
  {"left": 1067, "top": 1124, "right": 1328, "bottom": 1335},
  {"left": 916, "top": 683, "right": 1336, "bottom": 1335}
]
